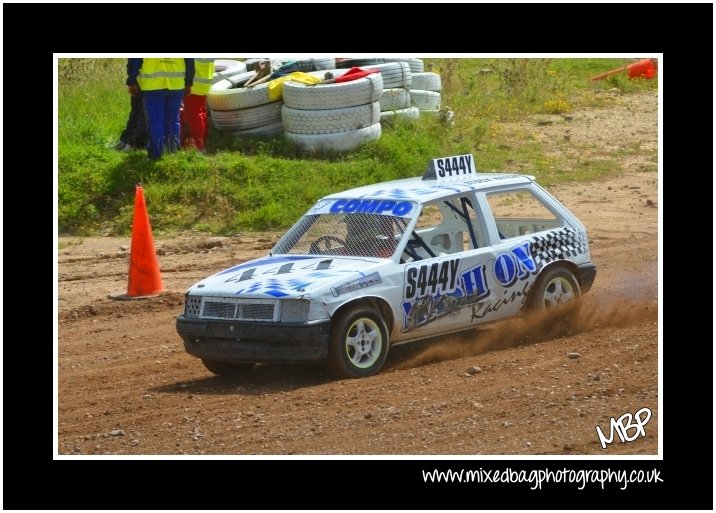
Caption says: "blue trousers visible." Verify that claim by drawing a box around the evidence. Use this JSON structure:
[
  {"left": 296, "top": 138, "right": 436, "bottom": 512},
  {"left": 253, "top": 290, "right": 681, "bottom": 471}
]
[{"left": 142, "top": 89, "right": 184, "bottom": 159}]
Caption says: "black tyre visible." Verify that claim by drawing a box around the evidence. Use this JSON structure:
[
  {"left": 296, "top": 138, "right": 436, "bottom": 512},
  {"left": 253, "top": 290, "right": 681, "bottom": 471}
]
[
  {"left": 201, "top": 359, "right": 254, "bottom": 376},
  {"left": 529, "top": 266, "right": 581, "bottom": 311},
  {"left": 327, "top": 306, "right": 389, "bottom": 379}
]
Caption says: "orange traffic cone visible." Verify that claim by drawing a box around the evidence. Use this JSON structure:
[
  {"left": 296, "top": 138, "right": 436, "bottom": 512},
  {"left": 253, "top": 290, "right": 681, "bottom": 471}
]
[
  {"left": 626, "top": 58, "right": 656, "bottom": 79},
  {"left": 110, "top": 184, "right": 163, "bottom": 299},
  {"left": 589, "top": 59, "right": 657, "bottom": 81}
]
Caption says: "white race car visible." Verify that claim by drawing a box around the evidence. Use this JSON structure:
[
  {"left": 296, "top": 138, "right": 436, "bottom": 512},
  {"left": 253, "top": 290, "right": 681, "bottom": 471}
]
[{"left": 177, "top": 154, "right": 596, "bottom": 378}]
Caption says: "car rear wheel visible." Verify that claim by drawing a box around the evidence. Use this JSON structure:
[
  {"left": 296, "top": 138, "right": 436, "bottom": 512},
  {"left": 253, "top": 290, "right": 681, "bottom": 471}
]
[
  {"left": 201, "top": 359, "right": 254, "bottom": 376},
  {"left": 529, "top": 266, "right": 581, "bottom": 311},
  {"left": 327, "top": 306, "right": 389, "bottom": 379}
]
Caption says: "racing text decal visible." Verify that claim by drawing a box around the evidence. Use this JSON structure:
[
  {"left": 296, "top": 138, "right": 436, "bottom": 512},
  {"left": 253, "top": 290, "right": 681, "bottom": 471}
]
[
  {"left": 331, "top": 272, "right": 382, "bottom": 297},
  {"left": 401, "top": 242, "right": 540, "bottom": 332},
  {"left": 494, "top": 241, "right": 537, "bottom": 287},
  {"left": 404, "top": 257, "right": 461, "bottom": 300},
  {"left": 329, "top": 199, "right": 413, "bottom": 217}
]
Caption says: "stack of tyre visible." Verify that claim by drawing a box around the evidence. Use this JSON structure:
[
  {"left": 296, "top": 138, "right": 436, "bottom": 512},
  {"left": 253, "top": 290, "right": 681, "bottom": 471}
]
[
  {"left": 207, "top": 69, "right": 284, "bottom": 139},
  {"left": 359, "top": 61, "right": 419, "bottom": 123},
  {"left": 408, "top": 70, "right": 442, "bottom": 115},
  {"left": 337, "top": 58, "right": 439, "bottom": 123},
  {"left": 281, "top": 71, "right": 384, "bottom": 153}
]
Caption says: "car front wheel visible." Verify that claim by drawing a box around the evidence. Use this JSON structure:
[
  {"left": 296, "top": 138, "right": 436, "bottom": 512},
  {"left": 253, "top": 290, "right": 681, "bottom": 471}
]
[{"left": 327, "top": 306, "right": 389, "bottom": 379}]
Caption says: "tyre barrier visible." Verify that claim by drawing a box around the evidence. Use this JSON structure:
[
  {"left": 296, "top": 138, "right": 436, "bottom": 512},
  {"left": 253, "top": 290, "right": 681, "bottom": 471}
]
[
  {"left": 380, "top": 106, "right": 420, "bottom": 123},
  {"left": 225, "top": 121, "right": 284, "bottom": 139},
  {"left": 213, "top": 59, "right": 245, "bottom": 73},
  {"left": 409, "top": 89, "right": 441, "bottom": 111},
  {"left": 362, "top": 61, "right": 412, "bottom": 89},
  {"left": 396, "top": 58, "right": 425, "bottom": 74},
  {"left": 210, "top": 101, "right": 283, "bottom": 131},
  {"left": 379, "top": 88, "right": 411, "bottom": 111},
  {"left": 409, "top": 72, "right": 441, "bottom": 92},
  {"left": 282, "top": 73, "right": 383, "bottom": 110},
  {"left": 212, "top": 63, "right": 250, "bottom": 84},
  {"left": 286, "top": 123, "right": 382, "bottom": 153},
  {"left": 291, "top": 58, "right": 337, "bottom": 72},
  {"left": 282, "top": 102, "right": 381, "bottom": 135},
  {"left": 208, "top": 73, "right": 282, "bottom": 111}
]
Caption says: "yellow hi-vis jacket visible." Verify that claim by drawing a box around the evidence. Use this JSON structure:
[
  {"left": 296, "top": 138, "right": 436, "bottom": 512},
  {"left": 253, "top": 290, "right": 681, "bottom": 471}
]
[
  {"left": 137, "top": 58, "right": 186, "bottom": 91},
  {"left": 191, "top": 58, "right": 215, "bottom": 96}
]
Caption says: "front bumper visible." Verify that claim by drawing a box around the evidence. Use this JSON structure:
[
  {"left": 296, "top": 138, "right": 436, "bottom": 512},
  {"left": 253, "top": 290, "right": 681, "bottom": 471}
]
[
  {"left": 176, "top": 316, "right": 331, "bottom": 363},
  {"left": 576, "top": 263, "right": 597, "bottom": 294}
]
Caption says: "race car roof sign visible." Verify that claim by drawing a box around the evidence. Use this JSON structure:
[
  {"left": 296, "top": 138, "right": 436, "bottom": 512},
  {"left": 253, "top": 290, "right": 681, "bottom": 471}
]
[{"left": 422, "top": 154, "right": 478, "bottom": 182}]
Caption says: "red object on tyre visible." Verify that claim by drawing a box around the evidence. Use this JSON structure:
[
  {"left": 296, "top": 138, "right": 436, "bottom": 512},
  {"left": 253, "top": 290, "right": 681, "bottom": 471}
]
[{"left": 334, "top": 67, "right": 381, "bottom": 83}]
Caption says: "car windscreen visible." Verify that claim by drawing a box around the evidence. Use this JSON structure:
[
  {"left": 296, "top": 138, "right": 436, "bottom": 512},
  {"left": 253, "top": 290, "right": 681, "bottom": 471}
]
[{"left": 272, "top": 212, "right": 411, "bottom": 258}]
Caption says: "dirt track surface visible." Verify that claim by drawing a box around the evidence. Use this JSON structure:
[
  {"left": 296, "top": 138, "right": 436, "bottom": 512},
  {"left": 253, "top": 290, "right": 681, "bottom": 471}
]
[{"left": 57, "top": 91, "right": 659, "bottom": 456}]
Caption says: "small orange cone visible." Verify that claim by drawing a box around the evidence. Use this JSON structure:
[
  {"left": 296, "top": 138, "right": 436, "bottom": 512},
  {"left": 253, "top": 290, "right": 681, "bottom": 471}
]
[
  {"left": 111, "top": 184, "right": 163, "bottom": 299},
  {"left": 626, "top": 58, "right": 656, "bottom": 79},
  {"left": 589, "top": 58, "right": 657, "bottom": 81}
]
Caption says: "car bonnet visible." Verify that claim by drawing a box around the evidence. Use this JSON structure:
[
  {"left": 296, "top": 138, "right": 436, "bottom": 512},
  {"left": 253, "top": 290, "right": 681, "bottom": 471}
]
[{"left": 187, "top": 255, "right": 386, "bottom": 298}]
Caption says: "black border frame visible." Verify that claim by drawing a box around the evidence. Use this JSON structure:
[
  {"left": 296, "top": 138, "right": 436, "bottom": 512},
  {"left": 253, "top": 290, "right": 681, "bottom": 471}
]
[{"left": 6, "top": 2, "right": 712, "bottom": 510}]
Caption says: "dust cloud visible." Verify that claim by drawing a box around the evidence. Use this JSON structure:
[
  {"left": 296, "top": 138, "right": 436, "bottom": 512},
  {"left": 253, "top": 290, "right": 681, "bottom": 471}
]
[{"left": 391, "top": 292, "right": 658, "bottom": 370}]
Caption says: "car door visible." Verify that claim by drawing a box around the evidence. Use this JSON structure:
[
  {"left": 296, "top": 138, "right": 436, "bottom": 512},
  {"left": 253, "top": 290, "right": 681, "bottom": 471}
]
[
  {"left": 394, "top": 193, "right": 502, "bottom": 342},
  {"left": 468, "top": 185, "right": 566, "bottom": 321}
]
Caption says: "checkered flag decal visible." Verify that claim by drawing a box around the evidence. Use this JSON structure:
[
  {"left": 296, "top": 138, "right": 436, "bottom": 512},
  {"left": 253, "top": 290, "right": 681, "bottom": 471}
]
[{"left": 529, "top": 228, "right": 587, "bottom": 270}]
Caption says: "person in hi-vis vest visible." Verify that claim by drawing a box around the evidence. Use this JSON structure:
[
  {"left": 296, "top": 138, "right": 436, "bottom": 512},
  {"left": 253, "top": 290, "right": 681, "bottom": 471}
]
[
  {"left": 127, "top": 58, "right": 195, "bottom": 160},
  {"left": 112, "top": 59, "right": 148, "bottom": 152},
  {"left": 181, "top": 58, "right": 214, "bottom": 152}
]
